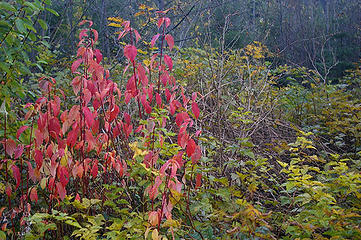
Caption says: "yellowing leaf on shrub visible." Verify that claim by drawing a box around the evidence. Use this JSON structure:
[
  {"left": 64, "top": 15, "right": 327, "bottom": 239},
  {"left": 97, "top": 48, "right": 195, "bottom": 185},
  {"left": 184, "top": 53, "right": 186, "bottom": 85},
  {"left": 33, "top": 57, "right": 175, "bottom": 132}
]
[
  {"left": 129, "top": 142, "right": 148, "bottom": 158},
  {"left": 163, "top": 218, "right": 180, "bottom": 228},
  {"left": 108, "top": 22, "right": 122, "bottom": 27},
  {"left": 134, "top": 11, "right": 145, "bottom": 17},
  {"left": 60, "top": 146, "right": 69, "bottom": 166},
  {"left": 152, "top": 229, "right": 159, "bottom": 240},
  {"left": 277, "top": 161, "right": 288, "bottom": 168},
  {"left": 107, "top": 17, "right": 123, "bottom": 22},
  {"left": 169, "top": 188, "right": 182, "bottom": 205},
  {"left": 40, "top": 177, "right": 47, "bottom": 189}
]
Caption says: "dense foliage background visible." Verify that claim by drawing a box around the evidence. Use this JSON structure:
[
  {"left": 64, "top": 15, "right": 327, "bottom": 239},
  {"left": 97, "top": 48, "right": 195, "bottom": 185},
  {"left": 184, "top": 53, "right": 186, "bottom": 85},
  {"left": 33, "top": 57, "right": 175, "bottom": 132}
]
[{"left": 0, "top": 0, "right": 360, "bottom": 239}]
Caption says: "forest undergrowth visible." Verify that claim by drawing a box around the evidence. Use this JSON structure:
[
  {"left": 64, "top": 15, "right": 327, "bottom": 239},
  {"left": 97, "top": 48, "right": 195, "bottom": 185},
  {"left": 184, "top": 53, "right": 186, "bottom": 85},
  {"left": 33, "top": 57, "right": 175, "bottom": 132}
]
[{"left": 0, "top": 3, "right": 360, "bottom": 240}]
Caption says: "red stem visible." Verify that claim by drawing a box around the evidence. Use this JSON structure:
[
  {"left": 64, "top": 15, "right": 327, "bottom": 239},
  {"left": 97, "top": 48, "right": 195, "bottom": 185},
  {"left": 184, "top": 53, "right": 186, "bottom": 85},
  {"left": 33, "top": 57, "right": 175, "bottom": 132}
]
[
  {"left": 128, "top": 24, "right": 143, "bottom": 119},
  {"left": 157, "top": 24, "right": 166, "bottom": 93},
  {"left": 26, "top": 118, "right": 34, "bottom": 206}
]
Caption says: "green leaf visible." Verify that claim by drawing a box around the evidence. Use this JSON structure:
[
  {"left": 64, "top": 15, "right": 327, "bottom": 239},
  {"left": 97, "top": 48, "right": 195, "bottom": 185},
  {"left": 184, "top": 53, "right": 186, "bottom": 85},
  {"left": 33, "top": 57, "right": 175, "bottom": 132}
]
[
  {"left": 24, "top": 2, "right": 39, "bottom": 11},
  {"left": 0, "top": 20, "right": 11, "bottom": 29},
  {"left": 0, "top": 62, "right": 10, "bottom": 74},
  {"left": 28, "top": 32, "right": 37, "bottom": 41},
  {"left": 38, "top": 19, "right": 48, "bottom": 30},
  {"left": 15, "top": 18, "right": 26, "bottom": 33},
  {"left": 0, "top": 100, "right": 8, "bottom": 116},
  {"left": 65, "top": 220, "right": 81, "bottom": 228},
  {"left": 24, "top": 22, "right": 37, "bottom": 33},
  {"left": 46, "top": 8, "right": 59, "bottom": 16},
  {"left": 0, "top": 230, "right": 6, "bottom": 240},
  {"left": 240, "top": 149, "right": 255, "bottom": 159},
  {"left": 0, "top": 2, "right": 16, "bottom": 12}
]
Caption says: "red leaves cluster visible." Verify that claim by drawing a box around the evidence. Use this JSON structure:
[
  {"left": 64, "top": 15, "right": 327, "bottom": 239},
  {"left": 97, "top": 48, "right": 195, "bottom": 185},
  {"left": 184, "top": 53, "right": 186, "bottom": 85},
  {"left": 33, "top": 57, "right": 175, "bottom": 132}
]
[{"left": 4, "top": 14, "right": 203, "bottom": 233}]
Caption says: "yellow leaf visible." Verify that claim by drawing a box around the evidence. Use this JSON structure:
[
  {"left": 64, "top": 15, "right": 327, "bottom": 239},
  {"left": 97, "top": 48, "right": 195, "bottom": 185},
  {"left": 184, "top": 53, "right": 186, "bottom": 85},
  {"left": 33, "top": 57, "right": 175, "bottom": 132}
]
[
  {"left": 138, "top": 49, "right": 148, "bottom": 55},
  {"left": 40, "top": 177, "right": 47, "bottom": 189},
  {"left": 107, "top": 17, "right": 123, "bottom": 22},
  {"left": 144, "top": 227, "right": 150, "bottom": 239},
  {"left": 152, "top": 229, "right": 159, "bottom": 240},
  {"left": 108, "top": 22, "right": 122, "bottom": 27},
  {"left": 60, "top": 146, "right": 68, "bottom": 166},
  {"left": 135, "top": 11, "right": 145, "bottom": 17},
  {"left": 129, "top": 142, "right": 148, "bottom": 158}
]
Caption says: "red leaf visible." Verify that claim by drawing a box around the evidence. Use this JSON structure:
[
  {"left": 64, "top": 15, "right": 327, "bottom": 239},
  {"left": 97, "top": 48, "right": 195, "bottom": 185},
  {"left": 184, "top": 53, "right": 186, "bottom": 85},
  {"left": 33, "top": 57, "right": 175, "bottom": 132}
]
[
  {"left": 117, "top": 29, "right": 127, "bottom": 40},
  {"left": 83, "top": 89, "right": 91, "bottom": 105},
  {"left": 138, "top": 63, "right": 148, "bottom": 86},
  {"left": 17, "top": 126, "right": 29, "bottom": 140},
  {"left": 165, "top": 89, "right": 171, "bottom": 102},
  {"left": 56, "top": 182, "right": 66, "bottom": 200},
  {"left": 11, "top": 165, "right": 21, "bottom": 189},
  {"left": 47, "top": 144, "right": 53, "bottom": 158},
  {"left": 75, "top": 193, "right": 81, "bottom": 201},
  {"left": 91, "top": 29, "right": 98, "bottom": 42},
  {"left": 71, "top": 58, "right": 83, "bottom": 73},
  {"left": 109, "top": 104, "right": 120, "bottom": 122},
  {"left": 77, "top": 164, "right": 84, "bottom": 179},
  {"left": 77, "top": 47, "right": 86, "bottom": 57},
  {"left": 5, "top": 185, "right": 12, "bottom": 198},
  {"left": 192, "top": 92, "right": 198, "bottom": 101},
  {"left": 161, "top": 72, "right": 169, "bottom": 87},
  {"left": 30, "top": 188, "right": 38, "bottom": 203},
  {"left": 175, "top": 112, "right": 189, "bottom": 127},
  {"left": 78, "top": 29, "right": 88, "bottom": 41},
  {"left": 5, "top": 139, "right": 16, "bottom": 157},
  {"left": 79, "top": 20, "right": 93, "bottom": 27},
  {"left": 124, "top": 45, "right": 137, "bottom": 62},
  {"left": 169, "top": 101, "right": 176, "bottom": 115},
  {"left": 164, "top": 18, "right": 171, "bottom": 28},
  {"left": 175, "top": 151, "right": 184, "bottom": 167},
  {"left": 149, "top": 176, "right": 162, "bottom": 200},
  {"left": 141, "top": 94, "right": 152, "bottom": 114},
  {"left": 177, "top": 131, "right": 189, "bottom": 149},
  {"left": 49, "top": 117, "right": 61, "bottom": 136},
  {"left": 94, "top": 49, "right": 102, "bottom": 63},
  {"left": 135, "top": 125, "right": 143, "bottom": 133},
  {"left": 85, "top": 130, "right": 96, "bottom": 152},
  {"left": 34, "top": 149, "right": 43, "bottom": 169},
  {"left": 14, "top": 145, "right": 24, "bottom": 159},
  {"left": 165, "top": 34, "right": 174, "bottom": 51},
  {"left": 157, "top": 18, "right": 164, "bottom": 29},
  {"left": 83, "top": 107, "right": 94, "bottom": 128},
  {"left": 91, "top": 160, "right": 98, "bottom": 178},
  {"left": 27, "top": 161, "right": 35, "bottom": 182},
  {"left": 186, "top": 139, "right": 196, "bottom": 157},
  {"left": 195, "top": 130, "right": 202, "bottom": 138},
  {"left": 192, "top": 102, "right": 200, "bottom": 120},
  {"left": 126, "top": 75, "right": 136, "bottom": 93},
  {"left": 164, "top": 54, "right": 173, "bottom": 71},
  {"left": 150, "top": 53, "right": 158, "bottom": 70},
  {"left": 151, "top": 34, "right": 160, "bottom": 48},
  {"left": 122, "top": 21, "right": 130, "bottom": 28},
  {"left": 34, "top": 129, "right": 43, "bottom": 146},
  {"left": 134, "top": 29, "right": 141, "bottom": 43},
  {"left": 72, "top": 76, "right": 81, "bottom": 95},
  {"left": 191, "top": 146, "right": 202, "bottom": 164},
  {"left": 156, "top": 93, "right": 162, "bottom": 107},
  {"left": 195, "top": 173, "right": 202, "bottom": 189},
  {"left": 48, "top": 177, "right": 55, "bottom": 191},
  {"left": 124, "top": 112, "right": 131, "bottom": 125},
  {"left": 148, "top": 84, "right": 154, "bottom": 102},
  {"left": 93, "top": 99, "right": 100, "bottom": 111},
  {"left": 67, "top": 127, "right": 79, "bottom": 148},
  {"left": 58, "top": 166, "right": 69, "bottom": 187},
  {"left": 52, "top": 96, "right": 61, "bottom": 117}
]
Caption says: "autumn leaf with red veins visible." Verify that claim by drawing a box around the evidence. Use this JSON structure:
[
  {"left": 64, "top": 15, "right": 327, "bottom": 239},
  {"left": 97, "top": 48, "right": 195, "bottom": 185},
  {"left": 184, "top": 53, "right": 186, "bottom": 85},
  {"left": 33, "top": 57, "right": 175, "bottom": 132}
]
[{"left": 124, "top": 45, "right": 137, "bottom": 62}]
